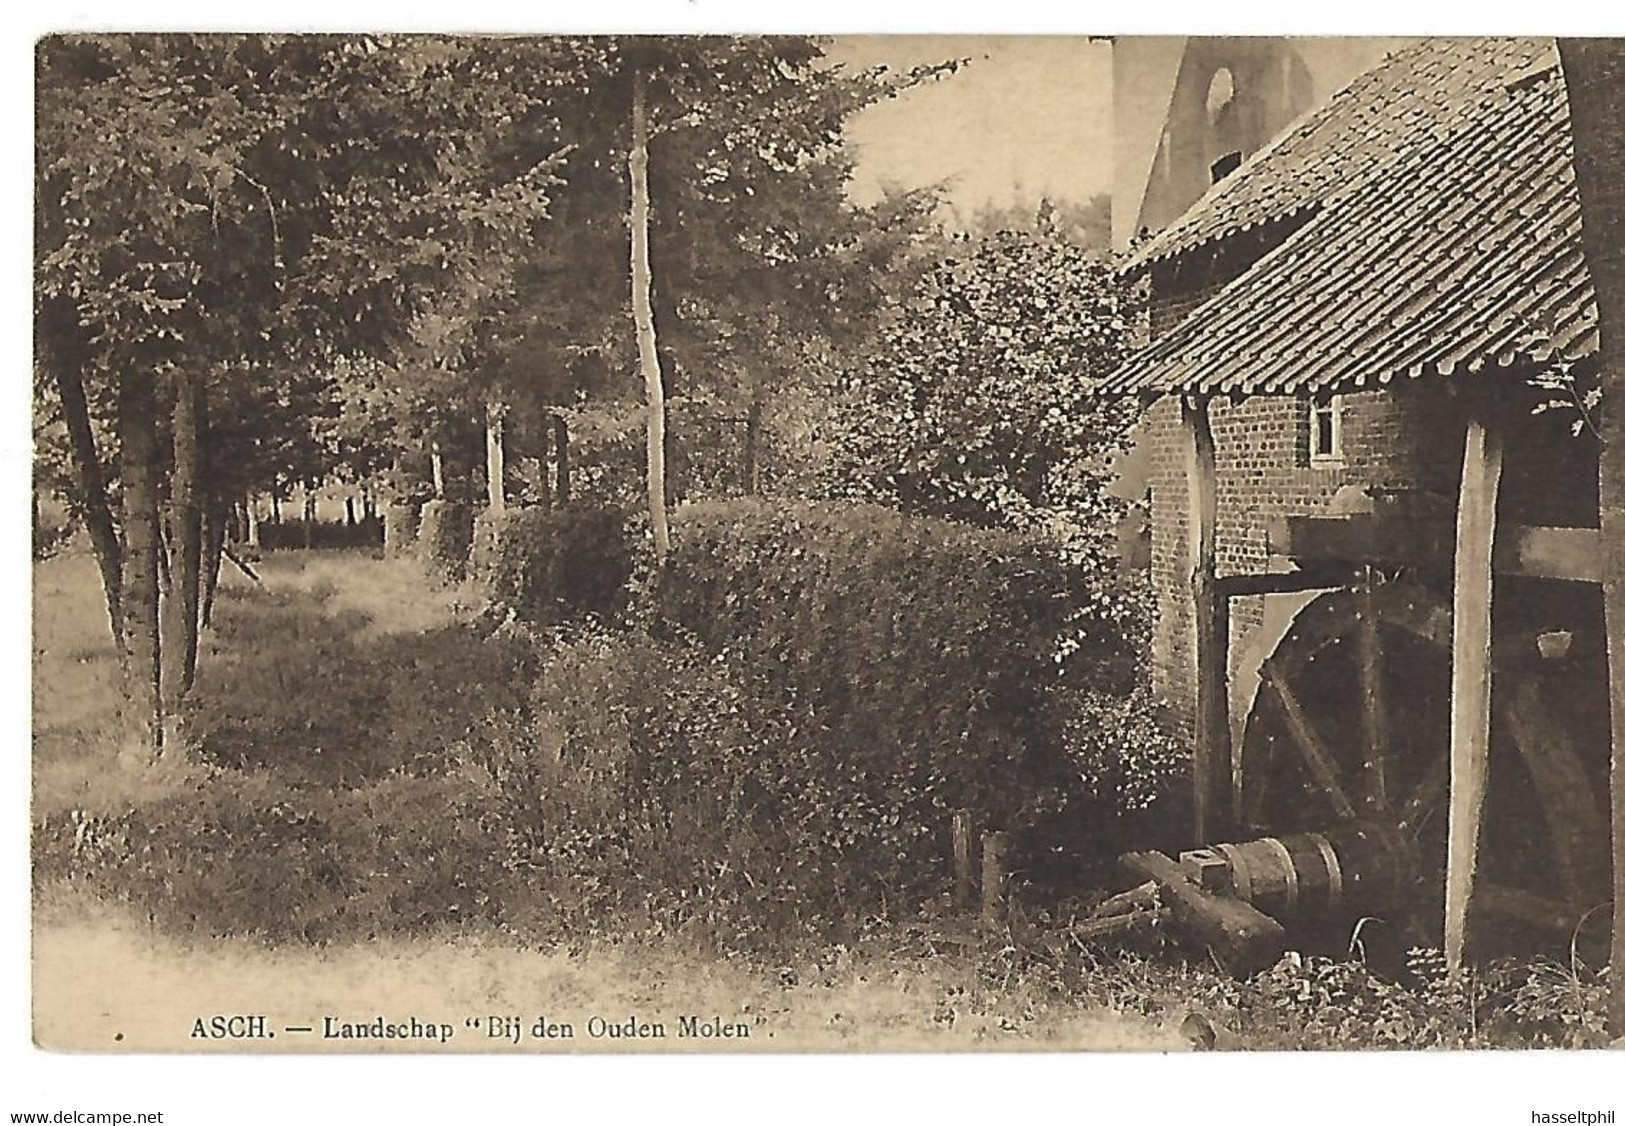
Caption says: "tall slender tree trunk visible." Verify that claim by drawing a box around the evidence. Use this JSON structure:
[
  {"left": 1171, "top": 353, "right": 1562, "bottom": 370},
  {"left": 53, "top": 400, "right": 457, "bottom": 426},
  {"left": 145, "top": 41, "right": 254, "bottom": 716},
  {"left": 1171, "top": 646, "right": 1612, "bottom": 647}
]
[
  {"left": 117, "top": 374, "right": 163, "bottom": 763},
  {"left": 1559, "top": 38, "right": 1625, "bottom": 1037},
  {"left": 302, "top": 486, "right": 315, "bottom": 548},
  {"left": 200, "top": 494, "right": 226, "bottom": 629},
  {"left": 630, "top": 67, "right": 671, "bottom": 561},
  {"left": 553, "top": 413, "right": 571, "bottom": 505},
  {"left": 53, "top": 353, "right": 123, "bottom": 647},
  {"left": 166, "top": 368, "right": 203, "bottom": 703},
  {"left": 485, "top": 397, "right": 507, "bottom": 515},
  {"left": 743, "top": 393, "right": 763, "bottom": 496},
  {"left": 246, "top": 495, "right": 261, "bottom": 548},
  {"left": 430, "top": 440, "right": 446, "bottom": 499}
]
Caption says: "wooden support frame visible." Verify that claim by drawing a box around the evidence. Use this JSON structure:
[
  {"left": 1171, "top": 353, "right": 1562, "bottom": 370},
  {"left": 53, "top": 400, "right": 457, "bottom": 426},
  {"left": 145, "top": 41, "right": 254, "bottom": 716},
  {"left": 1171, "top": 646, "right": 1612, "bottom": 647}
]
[
  {"left": 1182, "top": 394, "right": 1232, "bottom": 841},
  {"left": 1444, "top": 405, "right": 1506, "bottom": 977}
]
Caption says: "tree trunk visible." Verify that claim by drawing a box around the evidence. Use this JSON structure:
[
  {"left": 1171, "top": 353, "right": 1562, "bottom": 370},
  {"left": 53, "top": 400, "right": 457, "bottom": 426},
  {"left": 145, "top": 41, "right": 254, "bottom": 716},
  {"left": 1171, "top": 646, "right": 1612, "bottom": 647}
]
[
  {"left": 302, "top": 487, "right": 315, "bottom": 548},
  {"left": 486, "top": 397, "right": 507, "bottom": 515},
  {"left": 246, "top": 495, "right": 261, "bottom": 548},
  {"left": 1558, "top": 38, "right": 1625, "bottom": 1037},
  {"left": 553, "top": 413, "right": 571, "bottom": 505},
  {"left": 538, "top": 419, "right": 554, "bottom": 511},
  {"left": 166, "top": 368, "right": 204, "bottom": 703},
  {"left": 270, "top": 492, "right": 281, "bottom": 524},
  {"left": 201, "top": 494, "right": 226, "bottom": 629},
  {"left": 430, "top": 441, "right": 446, "bottom": 500},
  {"left": 117, "top": 374, "right": 163, "bottom": 763},
  {"left": 744, "top": 393, "right": 763, "bottom": 496},
  {"left": 53, "top": 349, "right": 123, "bottom": 647},
  {"left": 630, "top": 67, "right": 671, "bottom": 561}
]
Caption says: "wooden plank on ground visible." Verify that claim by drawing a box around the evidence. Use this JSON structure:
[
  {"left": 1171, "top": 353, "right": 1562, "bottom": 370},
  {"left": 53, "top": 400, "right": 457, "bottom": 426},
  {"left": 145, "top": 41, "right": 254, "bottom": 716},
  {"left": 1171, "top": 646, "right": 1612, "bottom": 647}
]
[{"left": 1122, "top": 850, "right": 1286, "bottom": 976}]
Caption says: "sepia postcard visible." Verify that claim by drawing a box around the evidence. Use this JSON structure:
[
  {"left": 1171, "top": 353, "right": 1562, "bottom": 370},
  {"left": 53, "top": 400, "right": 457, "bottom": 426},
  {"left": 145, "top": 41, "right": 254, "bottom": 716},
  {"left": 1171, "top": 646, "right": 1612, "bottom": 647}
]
[{"left": 25, "top": 22, "right": 1625, "bottom": 1114}]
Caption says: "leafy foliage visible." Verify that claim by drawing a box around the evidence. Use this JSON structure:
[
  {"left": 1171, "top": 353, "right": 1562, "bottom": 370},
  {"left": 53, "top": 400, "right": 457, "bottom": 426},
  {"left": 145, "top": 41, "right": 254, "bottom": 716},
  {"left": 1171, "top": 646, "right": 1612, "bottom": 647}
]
[
  {"left": 486, "top": 505, "right": 636, "bottom": 625},
  {"left": 416, "top": 500, "right": 475, "bottom": 582},
  {"left": 821, "top": 216, "right": 1145, "bottom": 634}
]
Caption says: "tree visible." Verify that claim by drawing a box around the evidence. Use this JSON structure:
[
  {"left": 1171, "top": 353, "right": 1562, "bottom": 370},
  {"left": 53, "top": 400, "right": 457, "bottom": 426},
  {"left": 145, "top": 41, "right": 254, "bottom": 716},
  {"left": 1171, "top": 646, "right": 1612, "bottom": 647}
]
[
  {"left": 1556, "top": 37, "right": 1625, "bottom": 1037},
  {"left": 35, "top": 34, "right": 570, "bottom": 760},
  {"left": 822, "top": 217, "right": 1142, "bottom": 629}
]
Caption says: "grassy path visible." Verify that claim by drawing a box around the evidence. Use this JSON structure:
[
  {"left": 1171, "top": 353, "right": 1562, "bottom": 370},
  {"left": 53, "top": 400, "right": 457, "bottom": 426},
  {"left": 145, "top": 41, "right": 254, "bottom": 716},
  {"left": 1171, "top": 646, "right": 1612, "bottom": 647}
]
[{"left": 32, "top": 548, "right": 1180, "bottom": 1054}]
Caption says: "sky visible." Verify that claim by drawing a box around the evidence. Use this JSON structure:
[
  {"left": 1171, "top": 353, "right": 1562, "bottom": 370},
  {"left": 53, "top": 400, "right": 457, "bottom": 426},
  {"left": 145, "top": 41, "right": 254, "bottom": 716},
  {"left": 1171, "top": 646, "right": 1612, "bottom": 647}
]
[{"left": 827, "top": 36, "right": 1113, "bottom": 225}]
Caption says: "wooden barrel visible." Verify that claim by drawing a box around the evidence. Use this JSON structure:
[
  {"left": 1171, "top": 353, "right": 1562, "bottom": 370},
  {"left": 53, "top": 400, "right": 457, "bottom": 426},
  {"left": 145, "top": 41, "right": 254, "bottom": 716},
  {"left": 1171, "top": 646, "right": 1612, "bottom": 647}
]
[{"left": 1196, "top": 822, "right": 1408, "bottom": 922}]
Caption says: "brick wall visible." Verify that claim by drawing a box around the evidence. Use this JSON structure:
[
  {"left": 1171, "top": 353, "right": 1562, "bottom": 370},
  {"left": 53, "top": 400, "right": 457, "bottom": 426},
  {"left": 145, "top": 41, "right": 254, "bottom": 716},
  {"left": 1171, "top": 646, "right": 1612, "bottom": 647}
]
[{"left": 1143, "top": 382, "right": 1465, "bottom": 736}]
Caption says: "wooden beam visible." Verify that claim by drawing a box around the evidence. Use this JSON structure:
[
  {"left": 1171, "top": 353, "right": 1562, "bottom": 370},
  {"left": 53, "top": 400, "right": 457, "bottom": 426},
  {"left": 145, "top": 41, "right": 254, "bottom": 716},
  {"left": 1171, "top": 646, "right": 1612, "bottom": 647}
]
[
  {"left": 1214, "top": 569, "right": 1354, "bottom": 598},
  {"left": 1122, "top": 850, "right": 1286, "bottom": 976},
  {"left": 1444, "top": 409, "right": 1505, "bottom": 978},
  {"left": 1182, "top": 394, "right": 1231, "bottom": 840},
  {"left": 1495, "top": 524, "right": 1603, "bottom": 583},
  {"left": 1357, "top": 570, "right": 1391, "bottom": 812}
]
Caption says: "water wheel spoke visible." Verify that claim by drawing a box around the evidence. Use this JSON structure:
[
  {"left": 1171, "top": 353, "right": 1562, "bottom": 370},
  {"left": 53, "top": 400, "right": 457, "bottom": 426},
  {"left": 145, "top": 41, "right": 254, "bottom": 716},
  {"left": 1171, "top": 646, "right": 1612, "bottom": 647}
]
[
  {"left": 1474, "top": 883, "right": 1579, "bottom": 939},
  {"left": 1397, "top": 751, "right": 1449, "bottom": 834},
  {"left": 1502, "top": 680, "right": 1610, "bottom": 910},
  {"left": 1357, "top": 580, "right": 1391, "bottom": 814},
  {"left": 1240, "top": 729, "right": 1278, "bottom": 832},
  {"left": 1263, "top": 668, "right": 1358, "bottom": 821}
]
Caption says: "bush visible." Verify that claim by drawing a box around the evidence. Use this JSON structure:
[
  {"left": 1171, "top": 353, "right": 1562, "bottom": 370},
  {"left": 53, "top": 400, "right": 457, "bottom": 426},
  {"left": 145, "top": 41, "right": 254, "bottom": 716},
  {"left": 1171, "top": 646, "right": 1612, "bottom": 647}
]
[
  {"left": 487, "top": 505, "right": 634, "bottom": 625},
  {"left": 416, "top": 499, "right": 474, "bottom": 581},
  {"left": 657, "top": 500, "right": 1096, "bottom": 830},
  {"left": 458, "top": 626, "right": 954, "bottom": 947},
  {"left": 468, "top": 506, "right": 509, "bottom": 583},
  {"left": 32, "top": 772, "right": 531, "bottom": 943},
  {"left": 384, "top": 498, "right": 422, "bottom": 557}
]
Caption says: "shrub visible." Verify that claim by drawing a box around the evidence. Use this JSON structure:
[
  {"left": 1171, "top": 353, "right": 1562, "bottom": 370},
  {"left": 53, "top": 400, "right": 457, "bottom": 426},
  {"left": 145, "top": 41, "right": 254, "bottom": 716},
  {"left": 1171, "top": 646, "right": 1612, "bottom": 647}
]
[
  {"left": 384, "top": 498, "right": 422, "bottom": 557},
  {"left": 467, "top": 506, "right": 507, "bottom": 583},
  {"left": 458, "top": 626, "right": 953, "bottom": 946},
  {"left": 32, "top": 772, "right": 530, "bottom": 943},
  {"left": 657, "top": 500, "right": 1100, "bottom": 830},
  {"left": 416, "top": 499, "right": 474, "bottom": 581},
  {"left": 487, "top": 505, "right": 634, "bottom": 626}
]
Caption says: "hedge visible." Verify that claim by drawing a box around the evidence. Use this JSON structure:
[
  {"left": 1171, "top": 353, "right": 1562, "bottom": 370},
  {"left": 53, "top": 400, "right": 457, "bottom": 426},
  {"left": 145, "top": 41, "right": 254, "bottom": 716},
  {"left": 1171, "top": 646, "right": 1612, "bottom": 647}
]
[
  {"left": 384, "top": 498, "right": 423, "bottom": 558},
  {"left": 468, "top": 506, "right": 509, "bottom": 583},
  {"left": 417, "top": 499, "right": 474, "bottom": 581},
  {"left": 487, "top": 504, "right": 633, "bottom": 625},
  {"left": 655, "top": 500, "right": 1082, "bottom": 829}
]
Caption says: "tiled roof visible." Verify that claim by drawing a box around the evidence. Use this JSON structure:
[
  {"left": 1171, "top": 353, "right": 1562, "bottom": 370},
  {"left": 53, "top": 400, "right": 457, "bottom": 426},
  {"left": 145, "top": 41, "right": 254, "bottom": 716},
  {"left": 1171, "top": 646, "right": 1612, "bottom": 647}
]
[
  {"left": 1103, "top": 41, "right": 1597, "bottom": 398},
  {"left": 1126, "top": 37, "right": 1555, "bottom": 270}
]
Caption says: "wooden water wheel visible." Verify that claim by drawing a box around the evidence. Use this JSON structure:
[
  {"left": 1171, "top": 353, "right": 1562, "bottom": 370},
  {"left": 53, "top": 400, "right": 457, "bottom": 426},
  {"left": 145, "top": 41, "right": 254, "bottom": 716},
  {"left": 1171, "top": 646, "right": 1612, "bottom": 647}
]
[{"left": 1235, "top": 576, "right": 1612, "bottom": 956}]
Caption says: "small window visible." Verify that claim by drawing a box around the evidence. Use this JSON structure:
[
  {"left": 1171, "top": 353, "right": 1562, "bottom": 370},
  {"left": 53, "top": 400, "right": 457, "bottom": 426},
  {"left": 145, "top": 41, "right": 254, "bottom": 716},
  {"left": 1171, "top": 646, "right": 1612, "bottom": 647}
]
[
  {"left": 1210, "top": 151, "right": 1242, "bottom": 183},
  {"left": 1310, "top": 395, "right": 1344, "bottom": 465}
]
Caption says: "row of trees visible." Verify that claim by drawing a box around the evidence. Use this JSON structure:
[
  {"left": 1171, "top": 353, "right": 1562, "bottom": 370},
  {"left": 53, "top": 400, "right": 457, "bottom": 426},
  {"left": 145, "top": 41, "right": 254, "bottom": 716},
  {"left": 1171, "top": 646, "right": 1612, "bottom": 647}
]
[{"left": 33, "top": 34, "right": 959, "bottom": 762}]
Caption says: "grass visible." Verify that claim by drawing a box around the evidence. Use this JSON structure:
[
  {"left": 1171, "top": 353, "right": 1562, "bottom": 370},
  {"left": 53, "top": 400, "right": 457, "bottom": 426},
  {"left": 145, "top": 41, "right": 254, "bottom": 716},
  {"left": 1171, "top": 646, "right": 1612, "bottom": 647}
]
[{"left": 30, "top": 545, "right": 1612, "bottom": 1051}]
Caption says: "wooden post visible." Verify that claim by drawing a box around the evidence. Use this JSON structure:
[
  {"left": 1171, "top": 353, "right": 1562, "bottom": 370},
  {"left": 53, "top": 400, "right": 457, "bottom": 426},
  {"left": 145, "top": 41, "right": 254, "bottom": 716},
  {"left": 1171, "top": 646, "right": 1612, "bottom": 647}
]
[
  {"left": 485, "top": 397, "right": 507, "bottom": 515},
  {"left": 980, "top": 831, "right": 1009, "bottom": 926},
  {"left": 1182, "top": 394, "right": 1231, "bottom": 840},
  {"left": 951, "top": 810, "right": 975, "bottom": 909},
  {"left": 1444, "top": 406, "right": 1505, "bottom": 978}
]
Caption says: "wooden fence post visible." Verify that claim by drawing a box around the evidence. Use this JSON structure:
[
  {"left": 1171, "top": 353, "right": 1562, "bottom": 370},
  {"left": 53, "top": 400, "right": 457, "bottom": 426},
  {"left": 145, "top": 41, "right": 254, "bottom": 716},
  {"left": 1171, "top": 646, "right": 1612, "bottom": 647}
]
[
  {"left": 952, "top": 810, "right": 975, "bottom": 909},
  {"left": 981, "top": 831, "right": 1010, "bottom": 926}
]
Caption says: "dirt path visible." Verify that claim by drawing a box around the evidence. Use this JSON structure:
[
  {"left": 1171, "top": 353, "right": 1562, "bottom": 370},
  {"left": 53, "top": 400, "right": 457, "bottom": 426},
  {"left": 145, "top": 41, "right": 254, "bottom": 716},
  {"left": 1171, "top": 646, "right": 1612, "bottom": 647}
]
[{"left": 33, "top": 906, "right": 1181, "bottom": 1054}]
